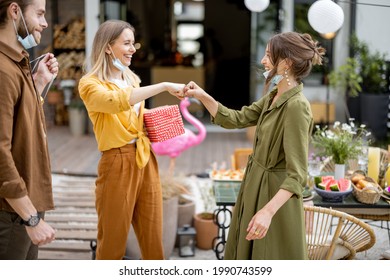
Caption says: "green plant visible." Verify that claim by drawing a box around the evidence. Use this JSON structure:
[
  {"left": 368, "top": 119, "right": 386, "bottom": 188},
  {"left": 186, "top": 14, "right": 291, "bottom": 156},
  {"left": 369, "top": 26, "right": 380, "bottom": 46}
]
[
  {"left": 311, "top": 119, "right": 371, "bottom": 164},
  {"left": 197, "top": 212, "right": 214, "bottom": 220},
  {"left": 68, "top": 97, "right": 85, "bottom": 110},
  {"left": 329, "top": 34, "right": 388, "bottom": 97},
  {"left": 329, "top": 57, "right": 362, "bottom": 97}
]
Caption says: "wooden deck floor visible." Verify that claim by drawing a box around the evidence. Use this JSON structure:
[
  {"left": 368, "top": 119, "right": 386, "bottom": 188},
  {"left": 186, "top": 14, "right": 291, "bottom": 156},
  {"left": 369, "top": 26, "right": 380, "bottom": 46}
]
[
  {"left": 47, "top": 125, "right": 252, "bottom": 177},
  {"left": 38, "top": 174, "right": 96, "bottom": 260}
]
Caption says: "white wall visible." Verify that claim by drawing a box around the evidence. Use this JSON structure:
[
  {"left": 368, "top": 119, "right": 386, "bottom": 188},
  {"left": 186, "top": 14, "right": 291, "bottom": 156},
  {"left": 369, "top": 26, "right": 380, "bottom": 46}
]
[
  {"left": 333, "top": 1, "right": 352, "bottom": 122},
  {"left": 355, "top": 0, "right": 390, "bottom": 58},
  {"left": 85, "top": 0, "right": 100, "bottom": 71}
]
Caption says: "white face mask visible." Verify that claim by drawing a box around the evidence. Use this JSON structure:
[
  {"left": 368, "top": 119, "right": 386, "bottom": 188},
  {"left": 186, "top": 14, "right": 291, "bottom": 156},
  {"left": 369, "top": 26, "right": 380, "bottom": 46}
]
[
  {"left": 108, "top": 45, "right": 127, "bottom": 72},
  {"left": 263, "top": 69, "right": 270, "bottom": 79},
  {"left": 17, "top": 34, "right": 37, "bottom": 49},
  {"left": 112, "top": 58, "right": 127, "bottom": 72},
  {"left": 13, "top": 8, "right": 37, "bottom": 49}
]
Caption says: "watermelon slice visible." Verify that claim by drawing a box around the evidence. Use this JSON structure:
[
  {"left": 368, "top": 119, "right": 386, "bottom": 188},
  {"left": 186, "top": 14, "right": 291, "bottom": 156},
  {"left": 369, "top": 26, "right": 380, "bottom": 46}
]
[
  {"left": 326, "top": 179, "right": 339, "bottom": 191},
  {"left": 338, "top": 178, "right": 351, "bottom": 191},
  {"left": 322, "top": 175, "right": 334, "bottom": 185},
  {"left": 314, "top": 176, "right": 322, "bottom": 187},
  {"left": 317, "top": 182, "right": 327, "bottom": 190},
  {"left": 330, "top": 184, "right": 340, "bottom": 192}
]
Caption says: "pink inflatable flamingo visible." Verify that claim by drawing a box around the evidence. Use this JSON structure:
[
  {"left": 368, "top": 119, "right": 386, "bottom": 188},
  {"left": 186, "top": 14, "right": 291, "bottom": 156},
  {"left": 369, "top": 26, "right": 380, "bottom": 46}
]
[{"left": 152, "top": 98, "right": 207, "bottom": 176}]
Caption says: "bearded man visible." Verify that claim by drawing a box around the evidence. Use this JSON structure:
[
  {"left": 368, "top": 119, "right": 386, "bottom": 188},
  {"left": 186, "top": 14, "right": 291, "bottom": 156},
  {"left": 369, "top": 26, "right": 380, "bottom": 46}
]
[{"left": 0, "top": 0, "right": 58, "bottom": 259}]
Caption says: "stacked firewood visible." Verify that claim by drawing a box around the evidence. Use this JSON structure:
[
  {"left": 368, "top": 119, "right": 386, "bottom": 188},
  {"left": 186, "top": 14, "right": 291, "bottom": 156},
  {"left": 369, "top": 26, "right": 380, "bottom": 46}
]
[
  {"left": 56, "top": 51, "right": 85, "bottom": 80},
  {"left": 52, "top": 18, "right": 86, "bottom": 81},
  {"left": 53, "top": 18, "right": 85, "bottom": 49}
]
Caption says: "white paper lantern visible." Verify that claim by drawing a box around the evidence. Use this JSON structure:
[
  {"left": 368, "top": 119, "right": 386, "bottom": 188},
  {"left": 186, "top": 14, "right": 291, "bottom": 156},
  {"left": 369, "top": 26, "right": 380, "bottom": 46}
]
[
  {"left": 308, "top": 0, "right": 344, "bottom": 34},
  {"left": 244, "top": 0, "right": 270, "bottom": 13}
]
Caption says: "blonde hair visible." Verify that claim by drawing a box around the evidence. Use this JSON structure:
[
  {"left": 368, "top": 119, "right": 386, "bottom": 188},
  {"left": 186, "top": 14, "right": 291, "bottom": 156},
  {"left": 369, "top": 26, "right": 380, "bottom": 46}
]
[
  {"left": 265, "top": 32, "right": 325, "bottom": 89},
  {"left": 84, "top": 19, "right": 140, "bottom": 86}
]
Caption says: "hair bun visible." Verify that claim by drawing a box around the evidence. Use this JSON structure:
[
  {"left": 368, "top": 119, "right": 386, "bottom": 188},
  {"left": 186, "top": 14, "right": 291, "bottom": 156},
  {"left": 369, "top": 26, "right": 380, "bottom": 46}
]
[
  {"left": 301, "top": 33, "right": 326, "bottom": 66},
  {"left": 312, "top": 46, "right": 326, "bottom": 66}
]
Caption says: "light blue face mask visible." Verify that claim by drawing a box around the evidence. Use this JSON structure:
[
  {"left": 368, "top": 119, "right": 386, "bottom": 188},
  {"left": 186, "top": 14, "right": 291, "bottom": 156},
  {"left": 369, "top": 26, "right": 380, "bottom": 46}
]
[
  {"left": 263, "top": 70, "right": 283, "bottom": 91},
  {"left": 263, "top": 70, "right": 283, "bottom": 84},
  {"left": 112, "top": 58, "right": 127, "bottom": 72},
  {"left": 17, "top": 34, "right": 37, "bottom": 49},
  {"left": 13, "top": 8, "right": 37, "bottom": 49},
  {"left": 109, "top": 45, "right": 127, "bottom": 72}
]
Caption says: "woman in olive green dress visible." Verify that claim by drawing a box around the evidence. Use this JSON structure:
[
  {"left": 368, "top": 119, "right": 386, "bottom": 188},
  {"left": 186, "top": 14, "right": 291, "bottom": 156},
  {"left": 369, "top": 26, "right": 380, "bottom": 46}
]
[{"left": 184, "top": 32, "right": 325, "bottom": 259}]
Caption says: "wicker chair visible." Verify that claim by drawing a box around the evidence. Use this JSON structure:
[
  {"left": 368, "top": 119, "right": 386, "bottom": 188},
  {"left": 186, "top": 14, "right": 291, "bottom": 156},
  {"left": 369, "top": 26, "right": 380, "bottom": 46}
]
[{"left": 304, "top": 205, "right": 376, "bottom": 260}]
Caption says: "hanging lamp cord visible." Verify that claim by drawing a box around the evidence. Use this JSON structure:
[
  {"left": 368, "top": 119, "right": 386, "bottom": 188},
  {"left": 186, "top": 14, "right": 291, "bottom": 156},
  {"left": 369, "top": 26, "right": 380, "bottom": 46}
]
[{"left": 337, "top": 0, "right": 390, "bottom": 8}]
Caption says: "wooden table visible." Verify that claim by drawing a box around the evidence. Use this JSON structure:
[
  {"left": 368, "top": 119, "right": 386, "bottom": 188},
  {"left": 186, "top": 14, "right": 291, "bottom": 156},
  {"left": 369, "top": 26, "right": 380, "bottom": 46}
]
[
  {"left": 313, "top": 193, "right": 390, "bottom": 244},
  {"left": 213, "top": 180, "right": 390, "bottom": 259}
]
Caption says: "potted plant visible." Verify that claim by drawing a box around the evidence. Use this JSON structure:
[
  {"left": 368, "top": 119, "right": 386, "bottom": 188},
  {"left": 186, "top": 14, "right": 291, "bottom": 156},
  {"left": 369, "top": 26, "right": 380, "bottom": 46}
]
[
  {"left": 311, "top": 120, "right": 371, "bottom": 179},
  {"left": 67, "top": 96, "right": 87, "bottom": 137},
  {"left": 193, "top": 180, "right": 218, "bottom": 250},
  {"left": 46, "top": 80, "right": 63, "bottom": 105},
  {"left": 329, "top": 34, "right": 389, "bottom": 140}
]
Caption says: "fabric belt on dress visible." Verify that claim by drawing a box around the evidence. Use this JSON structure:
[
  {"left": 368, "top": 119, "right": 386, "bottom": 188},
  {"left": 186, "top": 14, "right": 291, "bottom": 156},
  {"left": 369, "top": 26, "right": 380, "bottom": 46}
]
[{"left": 249, "top": 154, "right": 286, "bottom": 173}]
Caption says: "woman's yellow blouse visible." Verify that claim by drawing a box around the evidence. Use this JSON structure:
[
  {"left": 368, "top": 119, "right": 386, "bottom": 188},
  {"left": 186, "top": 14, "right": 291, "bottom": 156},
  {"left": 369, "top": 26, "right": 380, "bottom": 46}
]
[{"left": 78, "top": 75, "right": 150, "bottom": 169}]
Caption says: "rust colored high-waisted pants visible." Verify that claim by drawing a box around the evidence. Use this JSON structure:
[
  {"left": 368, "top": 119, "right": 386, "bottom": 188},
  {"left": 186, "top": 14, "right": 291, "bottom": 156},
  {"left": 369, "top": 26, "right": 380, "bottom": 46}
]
[{"left": 95, "top": 144, "right": 164, "bottom": 260}]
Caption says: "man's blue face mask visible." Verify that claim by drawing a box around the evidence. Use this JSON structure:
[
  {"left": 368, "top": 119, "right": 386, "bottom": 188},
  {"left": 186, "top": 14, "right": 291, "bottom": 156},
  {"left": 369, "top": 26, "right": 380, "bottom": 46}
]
[
  {"left": 17, "top": 34, "right": 37, "bottom": 49},
  {"left": 13, "top": 8, "right": 37, "bottom": 49}
]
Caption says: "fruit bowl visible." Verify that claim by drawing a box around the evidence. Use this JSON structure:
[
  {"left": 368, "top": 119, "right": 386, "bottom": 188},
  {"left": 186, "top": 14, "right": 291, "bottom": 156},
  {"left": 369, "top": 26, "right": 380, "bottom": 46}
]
[
  {"left": 314, "top": 184, "right": 353, "bottom": 202},
  {"left": 313, "top": 176, "right": 353, "bottom": 202}
]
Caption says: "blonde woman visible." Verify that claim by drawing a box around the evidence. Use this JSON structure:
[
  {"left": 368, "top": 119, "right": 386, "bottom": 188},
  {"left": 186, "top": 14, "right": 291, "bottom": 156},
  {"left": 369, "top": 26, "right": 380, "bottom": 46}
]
[{"left": 78, "top": 20, "right": 185, "bottom": 260}]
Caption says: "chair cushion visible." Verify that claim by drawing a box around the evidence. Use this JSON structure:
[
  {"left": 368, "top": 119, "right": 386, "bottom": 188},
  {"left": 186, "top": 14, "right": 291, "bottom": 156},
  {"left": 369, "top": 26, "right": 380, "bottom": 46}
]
[
  {"left": 382, "top": 250, "right": 390, "bottom": 260},
  {"left": 306, "top": 235, "right": 352, "bottom": 260}
]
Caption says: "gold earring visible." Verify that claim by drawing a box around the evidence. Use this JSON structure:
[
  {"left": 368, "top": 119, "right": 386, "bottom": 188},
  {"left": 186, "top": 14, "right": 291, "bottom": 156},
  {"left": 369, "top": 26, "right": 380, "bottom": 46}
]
[{"left": 284, "top": 69, "right": 291, "bottom": 86}]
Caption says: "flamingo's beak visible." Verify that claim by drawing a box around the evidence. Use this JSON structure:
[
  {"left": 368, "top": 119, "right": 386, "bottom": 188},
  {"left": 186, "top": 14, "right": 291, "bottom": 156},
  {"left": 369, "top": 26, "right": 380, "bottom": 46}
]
[{"left": 188, "top": 97, "right": 201, "bottom": 105}]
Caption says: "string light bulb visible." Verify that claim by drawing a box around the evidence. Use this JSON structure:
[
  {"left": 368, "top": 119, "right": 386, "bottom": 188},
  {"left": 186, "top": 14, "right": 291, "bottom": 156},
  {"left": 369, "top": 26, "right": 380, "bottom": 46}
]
[
  {"left": 244, "top": 0, "right": 270, "bottom": 13},
  {"left": 308, "top": 0, "right": 344, "bottom": 34}
]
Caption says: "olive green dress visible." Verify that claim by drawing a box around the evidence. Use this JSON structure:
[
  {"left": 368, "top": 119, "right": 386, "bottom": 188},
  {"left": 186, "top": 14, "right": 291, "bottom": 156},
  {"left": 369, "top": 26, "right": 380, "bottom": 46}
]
[{"left": 213, "top": 84, "right": 313, "bottom": 260}]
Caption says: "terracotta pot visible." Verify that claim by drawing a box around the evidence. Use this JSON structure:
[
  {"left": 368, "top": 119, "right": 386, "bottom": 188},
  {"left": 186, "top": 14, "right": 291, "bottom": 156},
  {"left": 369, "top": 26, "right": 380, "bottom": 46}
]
[
  {"left": 193, "top": 212, "right": 218, "bottom": 250},
  {"left": 47, "top": 90, "right": 63, "bottom": 105}
]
